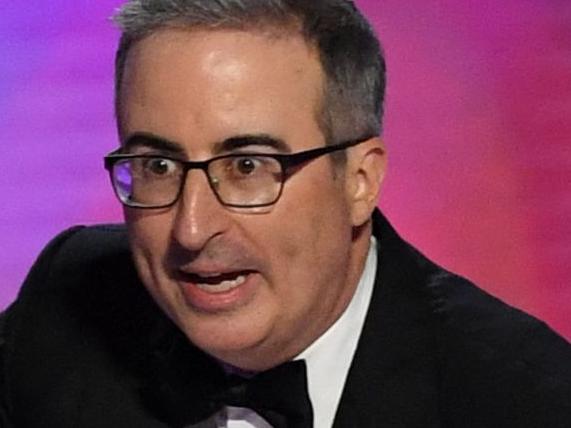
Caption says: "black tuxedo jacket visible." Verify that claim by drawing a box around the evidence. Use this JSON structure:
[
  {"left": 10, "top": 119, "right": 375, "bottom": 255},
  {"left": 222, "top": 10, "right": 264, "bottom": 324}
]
[{"left": 1, "top": 211, "right": 570, "bottom": 427}]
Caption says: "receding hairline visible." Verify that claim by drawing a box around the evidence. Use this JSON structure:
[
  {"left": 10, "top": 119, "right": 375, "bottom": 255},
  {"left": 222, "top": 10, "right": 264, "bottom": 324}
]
[
  {"left": 114, "top": 6, "right": 305, "bottom": 38},
  {"left": 113, "top": 0, "right": 385, "bottom": 145},
  {"left": 116, "top": 22, "right": 331, "bottom": 141}
]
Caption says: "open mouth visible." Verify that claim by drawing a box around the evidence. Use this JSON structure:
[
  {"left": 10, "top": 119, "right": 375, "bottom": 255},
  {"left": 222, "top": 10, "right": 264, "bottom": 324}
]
[{"left": 178, "top": 270, "right": 253, "bottom": 293}]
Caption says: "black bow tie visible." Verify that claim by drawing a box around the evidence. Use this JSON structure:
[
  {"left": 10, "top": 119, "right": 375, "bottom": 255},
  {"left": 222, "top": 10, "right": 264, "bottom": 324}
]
[
  {"left": 142, "top": 324, "right": 313, "bottom": 428},
  {"left": 209, "top": 360, "right": 313, "bottom": 428}
]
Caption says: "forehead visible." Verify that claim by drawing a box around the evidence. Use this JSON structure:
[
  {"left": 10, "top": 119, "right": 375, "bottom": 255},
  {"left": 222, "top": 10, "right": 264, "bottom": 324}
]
[{"left": 118, "top": 28, "right": 326, "bottom": 153}]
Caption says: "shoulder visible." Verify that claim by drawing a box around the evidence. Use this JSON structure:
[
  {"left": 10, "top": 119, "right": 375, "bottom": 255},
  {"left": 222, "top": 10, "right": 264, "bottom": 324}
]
[
  {"left": 4, "top": 222, "right": 142, "bottom": 345},
  {"left": 0, "top": 311, "right": 12, "bottom": 427},
  {"left": 413, "top": 243, "right": 571, "bottom": 386},
  {"left": 3, "top": 223, "right": 134, "bottom": 344},
  {"left": 429, "top": 270, "right": 571, "bottom": 374},
  {"left": 1, "top": 224, "right": 162, "bottom": 424},
  {"left": 17, "top": 224, "right": 130, "bottom": 297},
  {"left": 373, "top": 210, "right": 571, "bottom": 425},
  {"left": 8, "top": 223, "right": 149, "bottom": 334},
  {"left": 373, "top": 210, "right": 571, "bottom": 369},
  {"left": 432, "top": 274, "right": 571, "bottom": 425}
]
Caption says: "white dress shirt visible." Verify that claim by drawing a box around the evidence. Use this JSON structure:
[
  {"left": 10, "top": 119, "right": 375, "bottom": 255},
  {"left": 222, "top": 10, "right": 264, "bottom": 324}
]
[{"left": 200, "top": 238, "right": 378, "bottom": 428}]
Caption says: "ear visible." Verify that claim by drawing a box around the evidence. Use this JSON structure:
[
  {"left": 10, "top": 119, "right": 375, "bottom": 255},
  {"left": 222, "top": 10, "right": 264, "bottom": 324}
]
[{"left": 345, "top": 137, "right": 387, "bottom": 227}]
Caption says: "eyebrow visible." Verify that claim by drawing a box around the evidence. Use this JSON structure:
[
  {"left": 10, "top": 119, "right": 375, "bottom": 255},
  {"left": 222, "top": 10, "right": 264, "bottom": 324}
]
[
  {"left": 122, "top": 132, "right": 291, "bottom": 156},
  {"left": 123, "top": 132, "right": 185, "bottom": 155},
  {"left": 213, "top": 135, "right": 291, "bottom": 154}
]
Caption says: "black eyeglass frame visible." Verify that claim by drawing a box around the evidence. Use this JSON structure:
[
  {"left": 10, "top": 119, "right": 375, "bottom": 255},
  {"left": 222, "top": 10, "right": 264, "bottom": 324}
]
[{"left": 103, "top": 136, "right": 372, "bottom": 209}]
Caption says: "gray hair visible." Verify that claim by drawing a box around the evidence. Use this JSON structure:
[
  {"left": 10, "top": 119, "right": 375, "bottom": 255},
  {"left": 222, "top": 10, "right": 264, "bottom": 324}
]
[{"left": 113, "top": 0, "right": 386, "bottom": 144}]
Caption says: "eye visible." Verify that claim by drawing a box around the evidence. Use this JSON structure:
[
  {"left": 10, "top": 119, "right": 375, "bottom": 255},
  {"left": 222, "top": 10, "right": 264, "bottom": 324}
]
[
  {"left": 142, "top": 158, "right": 178, "bottom": 176},
  {"left": 234, "top": 157, "right": 259, "bottom": 175},
  {"left": 214, "top": 155, "right": 278, "bottom": 182}
]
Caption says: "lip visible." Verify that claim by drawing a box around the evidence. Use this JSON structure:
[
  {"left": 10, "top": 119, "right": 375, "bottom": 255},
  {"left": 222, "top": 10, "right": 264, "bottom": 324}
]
[{"left": 175, "top": 269, "right": 259, "bottom": 313}]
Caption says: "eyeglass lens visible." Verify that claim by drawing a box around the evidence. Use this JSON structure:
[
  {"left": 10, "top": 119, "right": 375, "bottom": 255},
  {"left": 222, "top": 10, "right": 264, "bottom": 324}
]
[{"left": 111, "top": 155, "right": 284, "bottom": 208}]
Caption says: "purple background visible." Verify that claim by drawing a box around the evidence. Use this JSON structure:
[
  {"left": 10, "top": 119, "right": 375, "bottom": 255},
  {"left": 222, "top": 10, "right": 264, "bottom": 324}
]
[{"left": 2, "top": 1, "right": 570, "bottom": 340}]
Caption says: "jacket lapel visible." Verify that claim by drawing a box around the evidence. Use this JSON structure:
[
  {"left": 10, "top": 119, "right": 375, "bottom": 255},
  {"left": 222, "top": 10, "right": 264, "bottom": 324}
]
[{"left": 333, "top": 211, "right": 444, "bottom": 427}]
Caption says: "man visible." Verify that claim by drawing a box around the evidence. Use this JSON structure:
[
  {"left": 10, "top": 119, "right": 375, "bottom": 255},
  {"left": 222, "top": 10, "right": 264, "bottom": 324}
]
[{"left": 1, "top": 0, "right": 570, "bottom": 427}]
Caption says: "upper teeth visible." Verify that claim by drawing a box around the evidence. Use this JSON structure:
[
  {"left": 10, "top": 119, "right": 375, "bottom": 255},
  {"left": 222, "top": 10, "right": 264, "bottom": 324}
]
[
  {"left": 201, "top": 272, "right": 223, "bottom": 278},
  {"left": 196, "top": 274, "right": 246, "bottom": 293}
]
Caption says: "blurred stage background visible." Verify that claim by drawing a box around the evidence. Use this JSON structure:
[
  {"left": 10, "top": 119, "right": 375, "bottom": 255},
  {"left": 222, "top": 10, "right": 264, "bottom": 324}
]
[{"left": 1, "top": 0, "right": 569, "bottom": 339}]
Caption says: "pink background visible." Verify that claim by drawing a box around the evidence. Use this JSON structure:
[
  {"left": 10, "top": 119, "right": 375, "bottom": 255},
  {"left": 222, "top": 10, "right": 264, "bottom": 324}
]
[{"left": 1, "top": 1, "right": 570, "bottom": 340}]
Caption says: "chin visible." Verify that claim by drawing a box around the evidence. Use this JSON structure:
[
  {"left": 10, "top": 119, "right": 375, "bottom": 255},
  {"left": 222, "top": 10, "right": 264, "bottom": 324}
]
[{"left": 175, "top": 305, "right": 279, "bottom": 368}]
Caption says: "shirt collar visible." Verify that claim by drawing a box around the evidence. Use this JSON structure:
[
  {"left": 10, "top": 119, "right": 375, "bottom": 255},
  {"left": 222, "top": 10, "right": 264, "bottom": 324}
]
[{"left": 296, "top": 237, "right": 378, "bottom": 428}]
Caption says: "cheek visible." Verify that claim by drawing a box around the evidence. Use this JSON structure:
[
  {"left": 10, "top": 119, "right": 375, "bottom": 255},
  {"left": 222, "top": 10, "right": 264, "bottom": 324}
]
[
  {"left": 125, "top": 210, "right": 183, "bottom": 314},
  {"left": 252, "top": 180, "right": 350, "bottom": 282},
  {"left": 125, "top": 209, "right": 173, "bottom": 268}
]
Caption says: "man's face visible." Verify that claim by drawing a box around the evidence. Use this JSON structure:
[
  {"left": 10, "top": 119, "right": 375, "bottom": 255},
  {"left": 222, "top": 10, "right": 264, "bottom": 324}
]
[{"left": 120, "top": 28, "right": 369, "bottom": 370}]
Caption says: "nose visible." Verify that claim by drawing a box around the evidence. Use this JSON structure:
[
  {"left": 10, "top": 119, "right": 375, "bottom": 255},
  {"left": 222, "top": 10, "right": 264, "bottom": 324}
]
[{"left": 170, "top": 168, "right": 228, "bottom": 252}]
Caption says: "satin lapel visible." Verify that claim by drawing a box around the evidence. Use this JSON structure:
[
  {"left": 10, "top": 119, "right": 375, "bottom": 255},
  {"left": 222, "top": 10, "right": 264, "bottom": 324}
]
[{"left": 333, "top": 211, "right": 443, "bottom": 428}]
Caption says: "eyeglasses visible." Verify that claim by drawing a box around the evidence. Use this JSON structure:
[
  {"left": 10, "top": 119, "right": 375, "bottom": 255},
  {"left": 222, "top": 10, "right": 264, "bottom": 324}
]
[{"left": 104, "top": 137, "right": 370, "bottom": 209}]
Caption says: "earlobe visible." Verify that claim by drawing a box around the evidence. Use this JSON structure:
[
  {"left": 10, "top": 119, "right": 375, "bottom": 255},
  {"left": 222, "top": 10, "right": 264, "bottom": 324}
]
[{"left": 347, "top": 137, "right": 387, "bottom": 227}]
